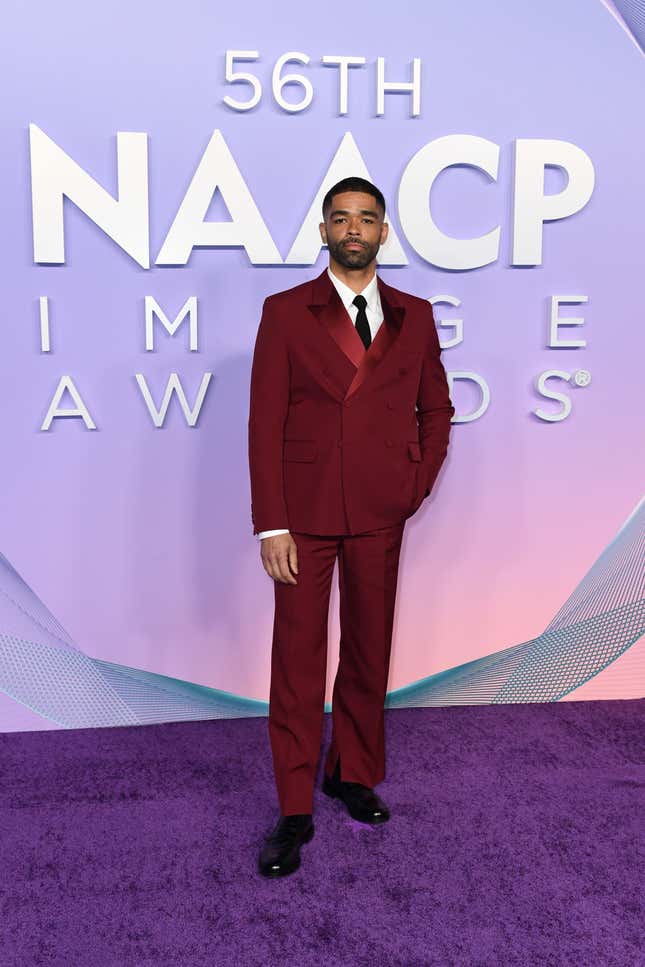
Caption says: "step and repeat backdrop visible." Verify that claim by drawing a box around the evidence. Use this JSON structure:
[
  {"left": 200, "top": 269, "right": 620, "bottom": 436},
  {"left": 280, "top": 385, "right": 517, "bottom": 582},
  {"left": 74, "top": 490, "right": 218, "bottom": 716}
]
[{"left": 0, "top": 0, "right": 643, "bottom": 731}]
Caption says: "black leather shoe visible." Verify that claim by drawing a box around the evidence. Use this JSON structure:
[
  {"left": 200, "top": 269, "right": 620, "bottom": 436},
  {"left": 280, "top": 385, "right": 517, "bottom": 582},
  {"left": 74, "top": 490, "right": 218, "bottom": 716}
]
[
  {"left": 258, "top": 814, "right": 314, "bottom": 878},
  {"left": 322, "top": 766, "right": 390, "bottom": 825}
]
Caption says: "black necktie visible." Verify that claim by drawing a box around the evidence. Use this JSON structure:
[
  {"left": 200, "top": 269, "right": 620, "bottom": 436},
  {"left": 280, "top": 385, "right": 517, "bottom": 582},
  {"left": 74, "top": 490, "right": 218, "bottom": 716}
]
[{"left": 352, "top": 294, "right": 371, "bottom": 350}]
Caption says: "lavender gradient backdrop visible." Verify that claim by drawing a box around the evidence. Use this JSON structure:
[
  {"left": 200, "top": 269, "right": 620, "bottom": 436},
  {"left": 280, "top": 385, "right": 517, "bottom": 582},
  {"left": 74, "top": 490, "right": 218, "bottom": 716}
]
[{"left": 1, "top": 0, "right": 643, "bottom": 731}]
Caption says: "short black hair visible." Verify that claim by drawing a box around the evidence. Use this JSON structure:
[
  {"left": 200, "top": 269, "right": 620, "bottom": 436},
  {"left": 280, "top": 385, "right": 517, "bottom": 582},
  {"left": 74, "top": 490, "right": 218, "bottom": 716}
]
[{"left": 322, "top": 177, "right": 386, "bottom": 219}]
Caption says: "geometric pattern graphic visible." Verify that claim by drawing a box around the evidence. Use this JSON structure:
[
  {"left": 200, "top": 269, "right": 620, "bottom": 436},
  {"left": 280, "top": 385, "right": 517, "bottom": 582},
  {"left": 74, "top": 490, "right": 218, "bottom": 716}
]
[
  {"left": 606, "top": 0, "right": 645, "bottom": 57},
  {"left": 0, "top": 496, "right": 643, "bottom": 729},
  {"left": 0, "top": 638, "right": 267, "bottom": 729},
  {"left": 388, "top": 495, "right": 645, "bottom": 707}
]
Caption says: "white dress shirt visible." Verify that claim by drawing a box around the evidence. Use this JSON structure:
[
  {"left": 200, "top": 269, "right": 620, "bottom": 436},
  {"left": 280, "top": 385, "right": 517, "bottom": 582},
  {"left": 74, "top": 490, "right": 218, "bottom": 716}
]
[{"left": 258, "top": 268, "right": 384, "bottom": 541}]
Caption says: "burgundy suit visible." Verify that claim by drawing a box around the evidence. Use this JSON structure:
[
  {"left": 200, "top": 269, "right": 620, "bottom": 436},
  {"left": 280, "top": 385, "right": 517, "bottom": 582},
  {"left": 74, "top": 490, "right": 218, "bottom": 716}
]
[{"left": 248, "top": 268, "right": 454, "bottom": 814}]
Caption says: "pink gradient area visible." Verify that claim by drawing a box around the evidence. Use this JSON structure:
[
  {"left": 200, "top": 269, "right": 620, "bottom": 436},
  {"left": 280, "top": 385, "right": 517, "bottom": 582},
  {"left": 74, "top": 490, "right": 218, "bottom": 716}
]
[
  {"left": 384, "top": 404, "right": 643, "bottom": 696},
  {"left": 328, "top": 424, "right": 643, "bottom": 704}
]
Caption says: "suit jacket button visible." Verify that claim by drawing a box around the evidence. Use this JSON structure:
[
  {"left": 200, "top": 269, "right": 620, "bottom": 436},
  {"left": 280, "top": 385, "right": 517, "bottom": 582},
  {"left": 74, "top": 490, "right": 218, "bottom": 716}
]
[{"left": 386, "top": 401, "right": 395, "bottom": 410}]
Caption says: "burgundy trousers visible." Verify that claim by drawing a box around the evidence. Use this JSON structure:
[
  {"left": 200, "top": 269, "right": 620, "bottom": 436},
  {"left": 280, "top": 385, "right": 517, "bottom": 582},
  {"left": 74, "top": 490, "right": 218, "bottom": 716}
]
[{"left": 268, "top": 521, "right": 406, "bottom": 815}]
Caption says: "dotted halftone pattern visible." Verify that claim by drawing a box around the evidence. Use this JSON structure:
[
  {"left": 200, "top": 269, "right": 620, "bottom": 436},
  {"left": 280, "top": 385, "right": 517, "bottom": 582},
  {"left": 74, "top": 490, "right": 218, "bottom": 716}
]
[{"left": 0, "top": 498, "right": 643, "bottom": 727}]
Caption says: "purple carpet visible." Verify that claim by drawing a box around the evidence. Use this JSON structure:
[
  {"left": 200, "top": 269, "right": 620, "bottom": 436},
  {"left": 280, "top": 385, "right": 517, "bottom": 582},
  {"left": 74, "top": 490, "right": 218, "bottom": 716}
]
[{"left": 1, "top": 699, "right": 643, "bottom": 966}]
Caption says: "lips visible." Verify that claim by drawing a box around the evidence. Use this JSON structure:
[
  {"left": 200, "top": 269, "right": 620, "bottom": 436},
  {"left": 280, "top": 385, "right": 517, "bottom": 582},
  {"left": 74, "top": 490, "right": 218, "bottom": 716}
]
[{"left": 343, "top": 242, "right": 365, "bottom": 250}]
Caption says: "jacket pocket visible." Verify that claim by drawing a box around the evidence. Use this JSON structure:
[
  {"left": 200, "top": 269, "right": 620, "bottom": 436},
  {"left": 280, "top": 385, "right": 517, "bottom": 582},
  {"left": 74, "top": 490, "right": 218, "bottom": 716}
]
[
  {"left": 283, "top": 439, "right": 318, "bottom": 463},
  {"left": 407, "top": 441, "right": 422, "bottom": 462}
]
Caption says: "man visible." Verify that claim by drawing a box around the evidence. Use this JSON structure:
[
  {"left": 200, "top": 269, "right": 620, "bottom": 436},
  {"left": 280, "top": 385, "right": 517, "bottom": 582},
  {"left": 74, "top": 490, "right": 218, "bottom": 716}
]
[{"left": 248, "top": 176, "right": 454, "bottom": 877}]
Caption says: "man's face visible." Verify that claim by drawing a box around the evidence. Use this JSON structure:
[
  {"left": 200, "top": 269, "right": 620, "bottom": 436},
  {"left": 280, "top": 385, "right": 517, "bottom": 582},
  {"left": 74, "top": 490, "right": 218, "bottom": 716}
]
[{"left": 319, "top": 191, "right": 388, "bottom": 270}]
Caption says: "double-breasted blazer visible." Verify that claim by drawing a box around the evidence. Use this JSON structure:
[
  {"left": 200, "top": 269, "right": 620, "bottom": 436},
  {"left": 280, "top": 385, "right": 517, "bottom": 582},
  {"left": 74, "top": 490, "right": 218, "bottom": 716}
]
[{"left": 248, "top": 268, "right": 455, "bottom": 536}]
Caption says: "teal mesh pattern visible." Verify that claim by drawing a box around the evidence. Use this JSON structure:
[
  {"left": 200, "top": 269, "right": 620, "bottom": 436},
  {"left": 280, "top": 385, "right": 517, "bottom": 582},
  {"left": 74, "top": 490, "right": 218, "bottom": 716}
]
[
  {"left": 0, "top": 635, "right": 139, "bottom": 727},
  {"left": 0, "top": 635, "right": 267, "bottom": 727},
  {"left": 545, "top": 499, "right": 643, "bottom": 633},
  {"left": 387, "top": 496, "right": 644, "bottom": 707},
  {"left": 0, "top": 551, "right": 267, "bottom": 726},
  {"left": 0, "top": 497, "right": 643, "bottom": 727},
  {"left": 94, "top": 658, "right": 267, "bottom": 720}
]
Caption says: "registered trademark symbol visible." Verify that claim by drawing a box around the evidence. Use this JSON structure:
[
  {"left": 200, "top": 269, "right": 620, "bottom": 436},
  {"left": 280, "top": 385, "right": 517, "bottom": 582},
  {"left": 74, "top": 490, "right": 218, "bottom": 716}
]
[{"left": 572, "top": 369, "right": 591, "bottom": 387}]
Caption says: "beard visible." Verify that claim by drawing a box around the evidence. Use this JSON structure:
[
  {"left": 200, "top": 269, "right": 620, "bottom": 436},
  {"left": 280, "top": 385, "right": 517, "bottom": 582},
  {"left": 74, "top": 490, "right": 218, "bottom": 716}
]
[{"left": 327, "top": 237, "right": 380, "bottom": 269}]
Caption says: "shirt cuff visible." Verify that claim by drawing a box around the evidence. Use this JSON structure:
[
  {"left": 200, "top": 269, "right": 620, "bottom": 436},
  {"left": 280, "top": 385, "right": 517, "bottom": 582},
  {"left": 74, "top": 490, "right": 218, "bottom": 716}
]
[{"left": 257, "top": 529, "right": 290, "bottom": 540}]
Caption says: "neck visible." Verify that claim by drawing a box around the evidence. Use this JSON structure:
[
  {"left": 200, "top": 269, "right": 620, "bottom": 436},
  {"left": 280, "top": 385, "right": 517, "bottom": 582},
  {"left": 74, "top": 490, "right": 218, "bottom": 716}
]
[{"left": 328, "top": 259, "right": 377, "bottom": 294}]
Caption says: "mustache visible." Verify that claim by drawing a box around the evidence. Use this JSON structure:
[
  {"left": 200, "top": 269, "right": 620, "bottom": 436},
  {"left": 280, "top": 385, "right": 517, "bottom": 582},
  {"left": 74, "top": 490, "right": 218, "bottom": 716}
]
[{"left": 340, "top": 239, "right": 367, "bottom": 248}]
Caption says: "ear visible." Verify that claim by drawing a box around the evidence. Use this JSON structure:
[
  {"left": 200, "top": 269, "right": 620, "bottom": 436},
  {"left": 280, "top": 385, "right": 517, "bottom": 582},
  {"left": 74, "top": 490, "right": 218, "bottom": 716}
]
[
  {"left": 319, "top": 221, "right": 327, "bottom": 244},
  {"left": 380, "top": 221, "right": 389, "bottom": 244}
]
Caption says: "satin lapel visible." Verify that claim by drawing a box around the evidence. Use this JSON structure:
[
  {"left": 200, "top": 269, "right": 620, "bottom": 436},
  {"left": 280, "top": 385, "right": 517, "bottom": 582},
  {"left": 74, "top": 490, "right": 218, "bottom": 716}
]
[
  {"left": 345, "top": 283, "right": 405, "bottom": 399},
  {"left": 306, "top": 269, "right": 407, "bottom": 400},
  {"left": 307, "top": 271, "right": 365, "bottom": 368}
]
